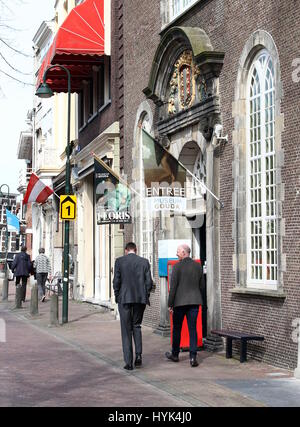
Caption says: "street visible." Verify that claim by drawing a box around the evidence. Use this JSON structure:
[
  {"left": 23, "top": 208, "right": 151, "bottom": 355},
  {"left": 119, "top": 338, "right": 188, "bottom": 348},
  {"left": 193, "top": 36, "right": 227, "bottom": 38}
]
[{"left": 1, "top": 290, "right": 300, "bottom": 408}]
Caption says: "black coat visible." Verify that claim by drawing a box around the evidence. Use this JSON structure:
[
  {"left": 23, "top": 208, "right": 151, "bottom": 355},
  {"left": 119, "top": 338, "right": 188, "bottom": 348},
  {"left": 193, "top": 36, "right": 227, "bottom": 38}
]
[
  {"left": 113, "top": 253, "right": 153, "bottom": 305},
  {"left": 168, "top": 257, "right": 205, "bottom": 308},
  {"left": 11, "top": 252, "right": 32, "bottom": 278}
]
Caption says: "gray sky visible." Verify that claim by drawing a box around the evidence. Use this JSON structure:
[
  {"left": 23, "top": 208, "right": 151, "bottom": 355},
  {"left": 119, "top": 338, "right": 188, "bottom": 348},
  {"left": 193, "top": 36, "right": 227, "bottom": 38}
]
[{"left": 0, "top": 0, "right": 54, "bottom": 194}]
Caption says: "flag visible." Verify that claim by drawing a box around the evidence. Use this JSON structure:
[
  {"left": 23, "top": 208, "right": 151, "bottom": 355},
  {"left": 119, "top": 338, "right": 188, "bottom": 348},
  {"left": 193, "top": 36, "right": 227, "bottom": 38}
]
[
  {"left": 94, "top": 155, "right": 131, "bottom": 224},
  {"left": 23, "top": 173, "right": 54, "bottom": 205},
  {"left": 141, "top": 129, "right": 187, "bottom": 212},
  {"left": 6, "top": 209, "right": 20, "bottom": 234},
  {"left": 141, "top": 129, "right": 186, "bottom": 188}
]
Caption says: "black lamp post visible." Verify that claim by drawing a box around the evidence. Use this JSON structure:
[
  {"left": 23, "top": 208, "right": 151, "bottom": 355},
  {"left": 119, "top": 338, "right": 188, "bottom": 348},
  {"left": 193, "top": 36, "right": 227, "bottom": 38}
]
[
  {"left": 36, "top": 65, "right": 71, "bottom": 324},
  {"left": 0, "top": 184, "right": 10, "bottom": 301}
]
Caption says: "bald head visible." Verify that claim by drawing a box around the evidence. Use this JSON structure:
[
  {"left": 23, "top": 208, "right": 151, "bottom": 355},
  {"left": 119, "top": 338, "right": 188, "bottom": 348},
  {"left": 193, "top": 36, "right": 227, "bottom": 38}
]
[{"left": 176, "top": 244, "right": 191, "bottom": 260}]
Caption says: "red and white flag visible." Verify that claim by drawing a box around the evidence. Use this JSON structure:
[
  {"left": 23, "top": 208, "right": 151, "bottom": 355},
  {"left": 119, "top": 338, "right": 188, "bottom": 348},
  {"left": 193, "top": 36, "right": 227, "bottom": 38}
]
[{"left": 23, "top": 173, "right": 54, "bottom": 205}]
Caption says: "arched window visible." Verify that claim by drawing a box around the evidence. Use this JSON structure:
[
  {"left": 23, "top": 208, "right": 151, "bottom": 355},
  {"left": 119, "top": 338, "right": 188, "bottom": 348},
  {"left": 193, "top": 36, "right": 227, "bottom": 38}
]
[
  {"left": 139, "top": 115, "right": 154, "bottom": 269},
  {"left": 132, "top": 107, "right": 154, "bottom": 273},
  {"left": 246, "top": 51, "right": 277, "bottom": 289}
]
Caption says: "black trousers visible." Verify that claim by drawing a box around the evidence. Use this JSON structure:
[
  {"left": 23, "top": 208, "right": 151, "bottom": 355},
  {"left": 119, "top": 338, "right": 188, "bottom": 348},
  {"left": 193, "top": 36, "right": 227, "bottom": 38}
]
[
  {"left": 118, "top": 303, "right": 146, "bottom": 366},
  {"left": 172, "top": 305, "right": 200, "bottom": 358},
  {"left": 15, "top": 276, "right": 28, "bottom": 302}
]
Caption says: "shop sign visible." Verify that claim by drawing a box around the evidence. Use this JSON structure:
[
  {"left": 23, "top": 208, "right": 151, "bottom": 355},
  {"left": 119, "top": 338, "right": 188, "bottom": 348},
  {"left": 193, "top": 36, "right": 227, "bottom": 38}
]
[{"left": 94, "top": 157, "right": 132, "bottom": 225}]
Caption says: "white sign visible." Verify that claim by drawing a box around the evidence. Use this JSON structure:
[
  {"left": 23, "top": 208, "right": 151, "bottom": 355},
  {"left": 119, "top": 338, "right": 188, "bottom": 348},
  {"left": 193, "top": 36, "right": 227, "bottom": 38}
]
[{"left": 147, "top": 197, "right": 186, "bottom": 212}]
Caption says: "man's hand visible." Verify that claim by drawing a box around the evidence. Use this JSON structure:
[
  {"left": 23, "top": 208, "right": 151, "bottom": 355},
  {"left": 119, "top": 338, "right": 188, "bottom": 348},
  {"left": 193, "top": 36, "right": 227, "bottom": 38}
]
[{"left": 168, "top": 307, "right": 173, "bottom": 314}]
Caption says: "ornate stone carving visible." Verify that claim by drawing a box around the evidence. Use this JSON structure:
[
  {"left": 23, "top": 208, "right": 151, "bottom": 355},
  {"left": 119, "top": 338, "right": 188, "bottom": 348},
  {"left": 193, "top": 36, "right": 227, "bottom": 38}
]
[
  {"left": 168, "top": 50, "right": 208, "bottom": 116},
  {"left": 168, "top": 69, "right": 178, "bottom": 115}
]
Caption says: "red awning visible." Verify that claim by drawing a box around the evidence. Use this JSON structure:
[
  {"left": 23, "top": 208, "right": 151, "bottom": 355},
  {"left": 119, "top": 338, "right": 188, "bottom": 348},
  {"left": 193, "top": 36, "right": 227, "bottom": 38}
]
[{"left": 36, "top": 0, "right": 106, "bottom": 93}]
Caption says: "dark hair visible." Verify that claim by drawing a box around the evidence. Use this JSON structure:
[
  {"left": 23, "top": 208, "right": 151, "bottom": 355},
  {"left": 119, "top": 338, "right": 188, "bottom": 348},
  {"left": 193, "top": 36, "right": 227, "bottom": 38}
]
[
  {"left": 125, "top": 242, "right": 137, "bottom": 252},
  {"left": 21, "top": 246, "right": 27, "bottom": 252},
  {"left": 39, "top": 248, "right": 45, "bottom": 254}
]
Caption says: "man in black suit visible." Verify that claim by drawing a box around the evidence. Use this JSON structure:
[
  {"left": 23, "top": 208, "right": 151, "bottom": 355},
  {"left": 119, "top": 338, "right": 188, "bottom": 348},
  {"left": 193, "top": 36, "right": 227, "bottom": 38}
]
[
  {"left": 113, "top": 242, "right": 153, "bottom": 370},
  {"left": 165, "top": 244, "right": 205, "bottom": 367}
]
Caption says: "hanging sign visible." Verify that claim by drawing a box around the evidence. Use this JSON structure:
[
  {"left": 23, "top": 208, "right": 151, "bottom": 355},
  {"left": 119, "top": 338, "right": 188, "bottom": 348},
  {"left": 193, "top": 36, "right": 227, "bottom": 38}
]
[{"left": 94, "top": 156, "right": 132, "bottom": 225}]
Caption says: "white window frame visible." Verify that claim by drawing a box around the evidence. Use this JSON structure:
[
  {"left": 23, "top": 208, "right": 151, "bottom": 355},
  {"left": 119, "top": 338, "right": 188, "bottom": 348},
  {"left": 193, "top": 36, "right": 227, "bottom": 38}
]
[
  {"left": 169, "top": 0, "right": 199, "bottom": 22},
  {"left": 138, "top": 117, "right": 154, "bottom": 274},
  {"left": 246, "top": 50, "right": 278, "bottom": 290}
]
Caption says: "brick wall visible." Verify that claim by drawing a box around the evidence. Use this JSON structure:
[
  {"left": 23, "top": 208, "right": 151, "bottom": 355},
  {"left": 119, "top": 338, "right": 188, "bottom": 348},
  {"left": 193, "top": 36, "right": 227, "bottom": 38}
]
[
  {"left": 122, "top": 0, "right": 162, "bottom": 328},
  {"left": 122, "top": 0, "right": 300, "bottom": 368}
]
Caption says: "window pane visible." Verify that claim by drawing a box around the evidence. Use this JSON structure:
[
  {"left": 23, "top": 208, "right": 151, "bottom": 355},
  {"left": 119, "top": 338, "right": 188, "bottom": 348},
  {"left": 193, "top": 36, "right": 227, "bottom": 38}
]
[{"left": 247, "top": 52, "right": 277, "bottom": 285}]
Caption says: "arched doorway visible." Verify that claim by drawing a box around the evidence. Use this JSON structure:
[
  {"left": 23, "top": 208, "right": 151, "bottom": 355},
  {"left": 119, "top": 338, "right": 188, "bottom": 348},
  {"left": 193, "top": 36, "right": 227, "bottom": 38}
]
[
  {"left": 143, "top": 26, "right": 225, "bottom": 339},
  {"left": 178, "top": 140, "right": 207, "bottom": 337}
]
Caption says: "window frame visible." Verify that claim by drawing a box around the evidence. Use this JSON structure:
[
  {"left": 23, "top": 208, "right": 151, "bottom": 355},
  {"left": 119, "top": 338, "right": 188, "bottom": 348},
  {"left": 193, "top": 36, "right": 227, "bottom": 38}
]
[
  {"left": 167, "top": 0, "right": 200, "bottom": 24},
  {"left": 138, "top": 117, "right": 154, "bottom": 274},
  {"left": 78, "top": 58, "right": 111, "bottom": 132},
  {"left": 246, "top": 50, "right": 278, "bottom": 290}
]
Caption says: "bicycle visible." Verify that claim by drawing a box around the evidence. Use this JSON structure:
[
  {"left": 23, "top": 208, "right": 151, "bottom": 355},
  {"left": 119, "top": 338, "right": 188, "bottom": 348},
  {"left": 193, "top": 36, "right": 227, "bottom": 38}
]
[
  {"left": 46, "top": 272, "right": 74, "bottom": 299},
  {"left": 46, "top": 272, "right": 63, "bottom": 297}
]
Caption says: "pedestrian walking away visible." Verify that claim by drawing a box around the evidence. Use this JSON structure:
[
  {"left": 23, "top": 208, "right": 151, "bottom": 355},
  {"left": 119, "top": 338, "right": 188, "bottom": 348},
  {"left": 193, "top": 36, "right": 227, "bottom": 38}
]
[
  {"left": 34, "top": 248, "right": 52, "bottom": 302},
  {"left": 113, "top": 242, "right": 153, "bottom": 371},
  {"left": 11, "top": 246, "right": 32, "bottom": 303},
  {"left": 165, "top": 244, "right": 205, "bottom": 367}
]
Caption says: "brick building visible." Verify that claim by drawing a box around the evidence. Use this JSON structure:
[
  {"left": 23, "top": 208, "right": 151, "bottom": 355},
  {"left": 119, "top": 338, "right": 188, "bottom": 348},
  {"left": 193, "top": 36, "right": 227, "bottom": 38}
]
[{"left": 121, "top": 0, "right": 300, "bottom": 369}]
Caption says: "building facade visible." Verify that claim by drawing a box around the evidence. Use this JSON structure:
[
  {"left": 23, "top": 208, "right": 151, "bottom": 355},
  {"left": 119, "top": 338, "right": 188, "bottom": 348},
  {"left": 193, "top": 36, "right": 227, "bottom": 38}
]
[
  {"left": 121, "top": 0, "right": 300, "bottom": 370},
  {"left": 72, "top": 0, "right": 124, "bottom": 306},
  {"left": 32, "top": 0, "right": 124, "bottom": 307}
]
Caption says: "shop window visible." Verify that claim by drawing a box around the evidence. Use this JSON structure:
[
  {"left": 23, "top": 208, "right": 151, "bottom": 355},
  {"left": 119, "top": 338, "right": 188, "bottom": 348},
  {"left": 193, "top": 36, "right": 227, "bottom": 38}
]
[{"left": 246, "top": 51, "right": 278, "bottom": 289}]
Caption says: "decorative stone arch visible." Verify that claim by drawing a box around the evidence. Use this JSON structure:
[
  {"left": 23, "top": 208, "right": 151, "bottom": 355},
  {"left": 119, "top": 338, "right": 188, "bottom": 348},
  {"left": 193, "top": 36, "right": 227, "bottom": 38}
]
[
  {"left": 143, "top": 26, "right": 223, "bottom": 101},
  {"left": 232, "top": 30, "right": 286, "bottom": 292},
  {"left": 143, "top": 26, "right": 225, "bottom": 140}
]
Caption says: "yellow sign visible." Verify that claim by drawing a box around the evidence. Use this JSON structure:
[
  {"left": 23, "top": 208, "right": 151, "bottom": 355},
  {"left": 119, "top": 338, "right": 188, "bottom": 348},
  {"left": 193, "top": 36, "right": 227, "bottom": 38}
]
[{"left": 60, "top": 195, "right": 77, "bottom": 220}]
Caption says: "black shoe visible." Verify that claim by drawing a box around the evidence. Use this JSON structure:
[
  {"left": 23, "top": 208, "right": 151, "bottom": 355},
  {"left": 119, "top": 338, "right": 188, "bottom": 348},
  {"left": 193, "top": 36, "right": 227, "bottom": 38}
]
[
  {"left": 123, "top": 364, "right": 133, "bottom": 371},
  {"left": 135, "top": 355, "right": 142, "bottom": 367},
  {"left": 190, "top": 357, "right": 199, "bottom": 367},
  {"left": 165, "top": 352, "right": 179, "bottom": 362}
]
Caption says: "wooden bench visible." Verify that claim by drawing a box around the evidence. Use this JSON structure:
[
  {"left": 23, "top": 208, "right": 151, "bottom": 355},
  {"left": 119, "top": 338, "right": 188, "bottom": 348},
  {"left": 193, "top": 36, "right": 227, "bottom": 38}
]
[{"left": 211, "top": 330, "right": 264, "bottom": 363}]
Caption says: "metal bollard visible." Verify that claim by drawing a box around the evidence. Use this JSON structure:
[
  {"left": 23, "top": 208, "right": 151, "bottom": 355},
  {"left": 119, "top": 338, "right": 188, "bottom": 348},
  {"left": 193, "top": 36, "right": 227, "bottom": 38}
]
[
  {"left": 30, "top": 285, "right": 39, "bottom": 316},
  {"left": 15, "top": 285, "right": 22, "bottom": 309},
  {"left": 49, "top": 294, "right": 59, "bottom": 326}
]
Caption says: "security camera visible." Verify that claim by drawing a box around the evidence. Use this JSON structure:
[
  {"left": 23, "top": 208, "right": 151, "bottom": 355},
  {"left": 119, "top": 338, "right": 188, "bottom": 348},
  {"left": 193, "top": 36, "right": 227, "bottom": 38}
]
[
  {"left": 214, "top": 124, "right": 223, "bottom": 139},
  {"left": 213, "top": 124, "right": 228, "bottom": 144}
]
